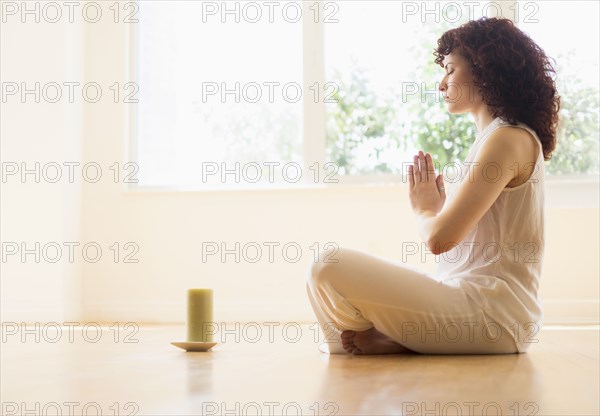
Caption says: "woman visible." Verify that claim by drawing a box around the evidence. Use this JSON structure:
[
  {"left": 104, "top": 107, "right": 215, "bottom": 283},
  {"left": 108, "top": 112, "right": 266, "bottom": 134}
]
[{"left": 306, "top": 17, "right": 560, "bottom": 355}]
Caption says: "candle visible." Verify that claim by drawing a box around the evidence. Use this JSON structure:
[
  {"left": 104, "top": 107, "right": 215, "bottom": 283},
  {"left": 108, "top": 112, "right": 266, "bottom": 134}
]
[{"left": 187, "top": 288, "right": 214, "bottom": 342}]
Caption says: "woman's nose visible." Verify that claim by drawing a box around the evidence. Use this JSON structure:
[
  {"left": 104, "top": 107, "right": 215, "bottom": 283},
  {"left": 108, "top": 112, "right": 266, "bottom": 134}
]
[{"left": 439, "top": 75, "right": 447, "bottom": 92}]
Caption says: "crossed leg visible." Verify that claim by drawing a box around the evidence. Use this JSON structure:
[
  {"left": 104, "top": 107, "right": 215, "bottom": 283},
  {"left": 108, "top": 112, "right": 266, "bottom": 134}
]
[{"left": 306, "top": 247, "right": 518, "bottom": 355}]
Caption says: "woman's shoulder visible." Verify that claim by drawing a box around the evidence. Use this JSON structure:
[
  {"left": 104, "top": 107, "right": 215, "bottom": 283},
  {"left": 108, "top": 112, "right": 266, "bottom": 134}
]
[
  {"left": 483, "top": 122, "right": 539, "bottom": 154},
  {"left": 483, "top": 123, "right": 541, "bottom": 188}
]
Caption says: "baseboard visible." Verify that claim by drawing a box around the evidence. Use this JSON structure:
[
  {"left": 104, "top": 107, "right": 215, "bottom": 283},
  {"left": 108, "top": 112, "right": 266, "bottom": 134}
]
[
  {"left": 3, "top": 300, "right": 598, "bottom": 325},
  {"left": 541, "top": 299, "right": 599, "bottom": 325},
  {"left": 81, "top": 300, "right": 311, "bottom": 324}
]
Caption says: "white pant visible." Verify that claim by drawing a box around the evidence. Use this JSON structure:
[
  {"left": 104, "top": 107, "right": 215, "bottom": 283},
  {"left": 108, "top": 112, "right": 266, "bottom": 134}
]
[{"left": 306, "top": 247, "right": 519, "bottom": 354}]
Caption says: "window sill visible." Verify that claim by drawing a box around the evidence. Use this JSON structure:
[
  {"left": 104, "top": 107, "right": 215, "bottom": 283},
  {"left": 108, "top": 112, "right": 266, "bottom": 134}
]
[{"left": 124, "top": 175, "right": 599, "bottom": 208}]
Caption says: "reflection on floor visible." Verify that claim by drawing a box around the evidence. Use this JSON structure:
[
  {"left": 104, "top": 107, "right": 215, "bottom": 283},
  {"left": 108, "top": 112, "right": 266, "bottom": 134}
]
[{"left": 2, "top": 324, "right": 598, "bottom": 415}]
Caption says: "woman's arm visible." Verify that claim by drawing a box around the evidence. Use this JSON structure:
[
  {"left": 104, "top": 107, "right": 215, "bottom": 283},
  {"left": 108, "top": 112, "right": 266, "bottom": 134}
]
[{"left": 411, "top": 128, "right": 524, "bottom": 255}]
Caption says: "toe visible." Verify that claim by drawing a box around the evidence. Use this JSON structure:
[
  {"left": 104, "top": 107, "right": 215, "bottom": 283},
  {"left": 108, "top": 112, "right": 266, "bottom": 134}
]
[
  {"left": 341, "top": 330, "right": 356, "bottom": 340},
  {"left": 342, "top": 338, "right": 355, "bottom": 349}
]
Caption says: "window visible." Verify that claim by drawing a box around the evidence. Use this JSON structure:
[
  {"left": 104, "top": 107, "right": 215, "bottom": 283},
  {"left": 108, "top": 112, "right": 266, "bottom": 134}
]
[
  {"left": 133, "top": 1, "right": 599, "bottom": 190},
  {"left": 134, "top": 1, "right": 303, "bottom": 189},
  {"left": 323, "top": 2, "right": 472, "bottom": 180}
]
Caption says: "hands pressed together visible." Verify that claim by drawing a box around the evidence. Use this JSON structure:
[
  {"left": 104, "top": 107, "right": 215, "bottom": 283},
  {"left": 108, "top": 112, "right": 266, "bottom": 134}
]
[{"left": 408, "top": 150, "right": 446, "bottom": 215}]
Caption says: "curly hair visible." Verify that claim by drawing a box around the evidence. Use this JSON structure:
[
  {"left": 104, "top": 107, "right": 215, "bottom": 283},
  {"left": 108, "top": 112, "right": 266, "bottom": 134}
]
[{"left": 433, "top": 17, "right": 560, "bottom": 161}]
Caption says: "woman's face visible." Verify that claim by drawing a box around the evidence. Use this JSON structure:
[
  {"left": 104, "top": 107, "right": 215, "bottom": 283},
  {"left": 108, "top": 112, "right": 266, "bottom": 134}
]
[{"left": 439, "top": 51, "right": 483, "bottom": 114}]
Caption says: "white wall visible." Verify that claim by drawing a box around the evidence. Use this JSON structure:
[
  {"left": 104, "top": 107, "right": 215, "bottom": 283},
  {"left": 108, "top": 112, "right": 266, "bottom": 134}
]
[
  {"left": 2, "top": 6, "right": 598, "bottom": 326},
  {"left": 1, "top": 13, "right": 84, "bottom": 322}
]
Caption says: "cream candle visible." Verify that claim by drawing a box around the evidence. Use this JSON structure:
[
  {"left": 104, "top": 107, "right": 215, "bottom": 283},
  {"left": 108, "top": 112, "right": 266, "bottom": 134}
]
[{"left": 186, "top": 288, "right": 214, "bottom": 342}]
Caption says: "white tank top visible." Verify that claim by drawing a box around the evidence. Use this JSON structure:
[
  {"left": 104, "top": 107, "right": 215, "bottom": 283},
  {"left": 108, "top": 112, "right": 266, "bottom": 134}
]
[{"left": 435, "top": 116, "right": 545, "bottom": 352}]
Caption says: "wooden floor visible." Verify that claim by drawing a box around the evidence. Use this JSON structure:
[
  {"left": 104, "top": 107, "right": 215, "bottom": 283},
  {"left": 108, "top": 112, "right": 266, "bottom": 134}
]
[{"left": 2, "top": 324, "right": 598, "bottom": 415}]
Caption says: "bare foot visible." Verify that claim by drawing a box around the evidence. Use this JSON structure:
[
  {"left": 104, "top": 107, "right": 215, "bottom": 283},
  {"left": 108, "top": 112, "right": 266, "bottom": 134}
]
[{"left": 341, "top": 327, "right": 415, "bottom": 355}]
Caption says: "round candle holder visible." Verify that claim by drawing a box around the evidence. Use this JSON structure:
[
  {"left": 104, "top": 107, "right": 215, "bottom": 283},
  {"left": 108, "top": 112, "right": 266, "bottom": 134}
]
[{"left": 171, "top": 341, "right": 217, "bottom": 352}]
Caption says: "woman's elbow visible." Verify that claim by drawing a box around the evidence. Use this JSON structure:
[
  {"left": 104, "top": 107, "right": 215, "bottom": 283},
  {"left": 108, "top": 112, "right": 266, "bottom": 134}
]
[{"left": 427, "top": 234, "right": 460, "bottom": 255}]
